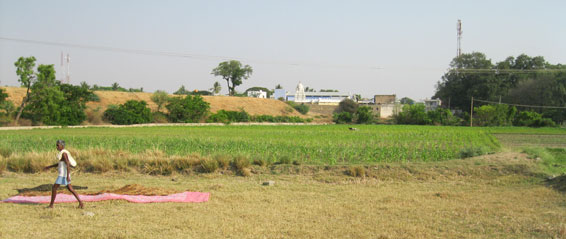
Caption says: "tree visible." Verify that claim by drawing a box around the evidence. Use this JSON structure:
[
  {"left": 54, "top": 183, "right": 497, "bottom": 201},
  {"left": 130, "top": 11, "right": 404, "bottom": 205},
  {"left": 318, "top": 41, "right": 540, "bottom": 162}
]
[
  {"left": 275, "top": 84, "right": 283, "bottom": 89},
  {"left": 355, "top": 106, "right": 374, "bottom": 124},
  {"left": 336, "top": 99, "right": 358, "bottom": 114},
  {"left": 25, "top": 64, "right": 65, "bottom": 125},
  {"left": 112, "top": 82, "right": 120, "bottom": 91},
  {"left": 400, "top": 97, "right": 415, "bottom": 105},
  {"left": 57, "top": 83, "right": 93, "bottom": 125},
  {"left": 14, "top": 56, "right": 37, "bottom": 123},
  {"left": 211, "top": 60, "right": 253, "bottom": 96},
  {"left": 166, "top": 95, "right": 210, "bottom": 123},
  {"left": 210, "top": 81, "right": 222, "bottom": 95},
  {"left": 151, "top": 90, "right": 169, "bottom": 113},
  {"left": 103, "top": 100, "right": 152, "bottom": 125}
]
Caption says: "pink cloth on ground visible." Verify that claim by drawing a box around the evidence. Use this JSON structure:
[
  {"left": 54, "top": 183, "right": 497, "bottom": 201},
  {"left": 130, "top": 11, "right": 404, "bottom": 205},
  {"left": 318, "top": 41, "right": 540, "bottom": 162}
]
[{"left": 1, "top": 192, "right": 209, "bottom": 204}]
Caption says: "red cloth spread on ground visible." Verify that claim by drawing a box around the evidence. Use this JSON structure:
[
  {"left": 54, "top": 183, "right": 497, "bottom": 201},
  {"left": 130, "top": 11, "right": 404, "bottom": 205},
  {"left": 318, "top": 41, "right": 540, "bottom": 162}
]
[{"left": 1, "top": 192, "right": 209, "bottom": 204}]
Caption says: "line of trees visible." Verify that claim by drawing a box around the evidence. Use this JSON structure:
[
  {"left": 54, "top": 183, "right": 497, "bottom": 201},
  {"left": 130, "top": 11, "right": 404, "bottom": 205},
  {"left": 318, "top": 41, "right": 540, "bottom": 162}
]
[{"left": 434, "top": 52, "right": 566, "bottom": 124}]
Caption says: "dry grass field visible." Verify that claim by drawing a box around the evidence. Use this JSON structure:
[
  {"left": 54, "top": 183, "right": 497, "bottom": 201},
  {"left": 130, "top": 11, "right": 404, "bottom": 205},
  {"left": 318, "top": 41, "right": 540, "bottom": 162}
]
[
  {"left": 1, "top": 153, "right": 565, "bottom": 238},
  {"left": 1, "top": 86, "right": 304, "bottom": 117}
]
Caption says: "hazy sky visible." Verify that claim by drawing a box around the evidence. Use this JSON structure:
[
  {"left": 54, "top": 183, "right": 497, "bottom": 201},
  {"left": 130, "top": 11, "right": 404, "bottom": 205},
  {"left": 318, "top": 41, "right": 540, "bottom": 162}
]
[{"left": 1, "top": 0, "right": 565, "bottom": 100}]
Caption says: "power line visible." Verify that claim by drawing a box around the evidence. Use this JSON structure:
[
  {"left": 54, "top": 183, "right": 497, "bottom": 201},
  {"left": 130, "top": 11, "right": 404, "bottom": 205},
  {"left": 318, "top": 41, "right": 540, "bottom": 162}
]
[
  {"left": 0, "top": 36, "right": 382, "bottom": 70},
  {"left": 473, "top": 98, "right": 566, "bottom": 109}
]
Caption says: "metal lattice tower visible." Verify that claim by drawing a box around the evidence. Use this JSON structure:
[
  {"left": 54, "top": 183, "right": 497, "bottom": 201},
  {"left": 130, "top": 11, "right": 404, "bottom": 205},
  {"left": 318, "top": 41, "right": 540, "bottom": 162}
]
[{"left": 457, "top": 19, "right": 463, "bottom": 57}]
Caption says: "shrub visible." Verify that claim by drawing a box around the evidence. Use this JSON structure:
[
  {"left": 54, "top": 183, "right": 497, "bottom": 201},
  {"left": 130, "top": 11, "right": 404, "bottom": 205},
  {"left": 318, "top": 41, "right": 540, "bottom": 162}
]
[
  {"left": 103, "top": 100, "right": 152, "bottom": 125},
  {"left": 474, "top": 104, "right": 516, "bottom": 127},
  {"left": 459, "top": 146, "right": 490, "bottom": 158},
  {"left": 166, "top": 95, "right": 210, "bottom": 123},
  {"left": 152, "top": 112, "right": 169, "bottom": 123},
  {"left": 287, "top": 102, "right": 310, "bottom": 115},
  {"left": 207, "top": 110, "right": 249, "bottom": 123},
  {"left": 200, "top": 159, "right": 219, "bottom": 173},
  {"left": 337, "top": 99, "right": 358, "bottom": 114},
  {"left": 355, "top": 106, "right": 374, "bottom": 124},
  {"left": 395, "top": 104, "right": 429, "bottom": 125},
  {"left": 333, "top": 112, "right": 353, "bottom": 124},
  {"left": 232, "top": 155, "right": 251, "bottom": 176},
  {"left": 514, "top": 111, "right": 556, "bottom": 127},
  {"left": 214, "top": 155, "right": 231, "bottom": 170},
  {"left": 347, "top": 166, "right": 366, "bottom": 177}
]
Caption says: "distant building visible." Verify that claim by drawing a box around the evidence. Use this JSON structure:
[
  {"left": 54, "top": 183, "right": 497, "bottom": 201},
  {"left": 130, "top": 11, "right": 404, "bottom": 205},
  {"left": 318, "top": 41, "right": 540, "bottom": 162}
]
[
  {"left": 359, "top": 94, "right": 401, "bottom": 118},
  {"left": 424, "top": 98, "right": 442, "bottom": 111},
  {"left": 287, "top": 82, "right": 353, "bottom": 105},
  {"left": 247, "top": 90, "right": 267, "bottom": 99}
]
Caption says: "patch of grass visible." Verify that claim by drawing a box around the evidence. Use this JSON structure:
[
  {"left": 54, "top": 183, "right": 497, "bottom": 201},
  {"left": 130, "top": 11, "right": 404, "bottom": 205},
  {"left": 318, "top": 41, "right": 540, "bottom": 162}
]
[
  {"left": 232, "top": 155, "right": 251, "bottom": 176},
  {"left": 523, "top": 147, "right": 566, "bottom": 175},
  {"left": 252, "top": 158, "right": 268, "bottom": 167},
  {"left": 214, "top": 155, "right": 231, "bottom": 170},
  {"left": 347, "top": 166, "right": 366, "bottom": 177},
  {"left": 200, "top": 159, "right": 219, "bottom": 173},
  {"left": 0, "top": 147, "right": 12, "bottom": 158},
  {"left": 459, "top": 146, "right": 490, "bottom": 159},
  {"left": 277, "top": 155, "right": 292, "bottom": 164}
]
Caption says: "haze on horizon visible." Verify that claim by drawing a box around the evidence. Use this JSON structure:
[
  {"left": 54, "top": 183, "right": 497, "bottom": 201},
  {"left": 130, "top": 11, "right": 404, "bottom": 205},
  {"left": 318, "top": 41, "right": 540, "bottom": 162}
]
[{"left": 1, "top": 0, "right": 564, "bottom": 101}]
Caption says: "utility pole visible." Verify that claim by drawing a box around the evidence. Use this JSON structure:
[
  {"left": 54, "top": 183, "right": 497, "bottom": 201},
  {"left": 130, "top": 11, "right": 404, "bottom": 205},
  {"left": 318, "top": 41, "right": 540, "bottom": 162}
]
[{"left": 470, "top": 96, "right": 473, "bottom": 127}]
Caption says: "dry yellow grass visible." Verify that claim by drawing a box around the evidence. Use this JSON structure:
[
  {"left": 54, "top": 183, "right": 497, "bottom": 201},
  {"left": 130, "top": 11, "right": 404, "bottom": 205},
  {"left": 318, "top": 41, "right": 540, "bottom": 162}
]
[
  {"left": 2, "top": 86, "right": 303, "bottom": 117},
  {"left": 0, "top": 153, "right": 565, "bottom": 238}
]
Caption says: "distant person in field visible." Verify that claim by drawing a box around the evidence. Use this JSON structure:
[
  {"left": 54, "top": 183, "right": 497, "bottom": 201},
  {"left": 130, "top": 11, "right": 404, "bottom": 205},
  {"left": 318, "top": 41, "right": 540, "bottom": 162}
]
[{"left": 44, "top": 140, "right": 84, "bottom": 209}]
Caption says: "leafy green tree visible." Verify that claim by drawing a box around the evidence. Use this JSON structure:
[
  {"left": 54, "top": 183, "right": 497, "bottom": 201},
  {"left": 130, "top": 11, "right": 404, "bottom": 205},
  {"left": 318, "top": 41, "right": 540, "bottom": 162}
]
[
  {"left": 399, "top": 97, "right": 415, "bottom": 105},
  {"left": 25, "top": 65, "right": 65, "bottom": 125},
  {"left": 333, "top": 112, "right": 353, "bottom": 124},
  {"left": 14, "top": 56, "right": 37, "bottom": 123},
  {"left": 336, "top": 99, "right": 358, "bottom": 114},
  {"left": 112, "top": 82, "right": 120, "bottom": 91},
  {"left": 275, "top": 84, "right": 283, "bottom": 89},
  {"left": 355, "top": 106, "right": 374, "bottom": 124},
  {"left": 473, "top": 104, "right": 517, "bottom": 126},
  {"left": 395, "top": 104, "right": 429, "bottom": 125},
  {"left": 166, "top": 95, "right": 210, "bottom": 123},
  {"left": 434, "top": 52, "right": 504, "bottom": 111},
  {"left": 57, "top": 83, "right": 94, "bottom": 125},
  {"left": 103, "top": 100, "right": 152, "bottom": 125},
  {"left": 0, "top": 88, "right": 7, "bottom": 103},
  {"left": 211, "top": 60, "right": 253, "bottom": 96},
  {"left": 150, "top": 90, "right": 169, "bottom": 113}
]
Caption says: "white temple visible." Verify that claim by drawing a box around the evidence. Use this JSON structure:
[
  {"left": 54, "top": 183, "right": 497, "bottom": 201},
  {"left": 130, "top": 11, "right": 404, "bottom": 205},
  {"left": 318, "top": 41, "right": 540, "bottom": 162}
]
[{"left": 294, "top": 82, "right": 306, "bottom": 102}]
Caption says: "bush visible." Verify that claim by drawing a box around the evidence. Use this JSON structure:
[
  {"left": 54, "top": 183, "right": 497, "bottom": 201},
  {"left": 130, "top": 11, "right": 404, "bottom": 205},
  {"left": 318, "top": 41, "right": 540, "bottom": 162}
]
[
  {"left": 232, "top": 155, "right": 251, "bottom": 176},
  {"left": 395, "top": 104, "right": 429, "bottom": 125},
  {"left": 214, "top": 155, "right": 231, "bottom": 170},
  {"left": 474, "top": 104, "right": 516, "bottom": 127},
  {"left": 287, "top": 102, "right": 310, "bottom": 115},
  {"left": 337, "top": 99, "right": 358, "bottom": 114},
  {"left": 355, "top": 106, "right": 374, "bottom": 124},
  {"left": 207, "top": 110, "right": 250, "bottom": 123},
  {"left": 514, "top": 111, "right": 556, "bottom": 127},
  {"left": 347, "top": 166, "right": 366, "bottom": 177},
  {"left": 200, "top": 159, "right": 219, "bottom": 173},
  {"left": 166, "top": 95, "right": 210, "bottom": 123},
  {"left": 333, "top": 112, "right": 353, "bottom": 124},
  {"left": 152, "top": 112, "right": 169, "bottom": 123},
  {"left": 459, "top": 146, "right": 490, "bottom": 158},
  {"left": 103, "top": 100, "right": 152, "bottom": 125}
]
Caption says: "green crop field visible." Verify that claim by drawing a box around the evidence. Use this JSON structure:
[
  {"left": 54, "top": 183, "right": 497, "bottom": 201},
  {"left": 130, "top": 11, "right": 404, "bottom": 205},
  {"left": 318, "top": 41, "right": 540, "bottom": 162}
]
[{"left": 0, "top": 125, "right": 506, "bottom": 164}]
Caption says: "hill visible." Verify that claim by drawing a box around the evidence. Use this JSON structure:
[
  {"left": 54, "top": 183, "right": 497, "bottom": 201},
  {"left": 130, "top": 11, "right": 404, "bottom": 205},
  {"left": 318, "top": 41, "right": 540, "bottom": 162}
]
[{"left": 2, "top": 86, "right": 304, "bottom": 117}]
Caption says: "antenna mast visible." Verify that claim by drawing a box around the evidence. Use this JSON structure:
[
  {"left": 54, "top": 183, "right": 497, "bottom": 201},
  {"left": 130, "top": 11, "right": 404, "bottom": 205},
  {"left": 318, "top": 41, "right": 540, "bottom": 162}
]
[{"left": 457, "top": 19, "right": 463, "bottom": 57}]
